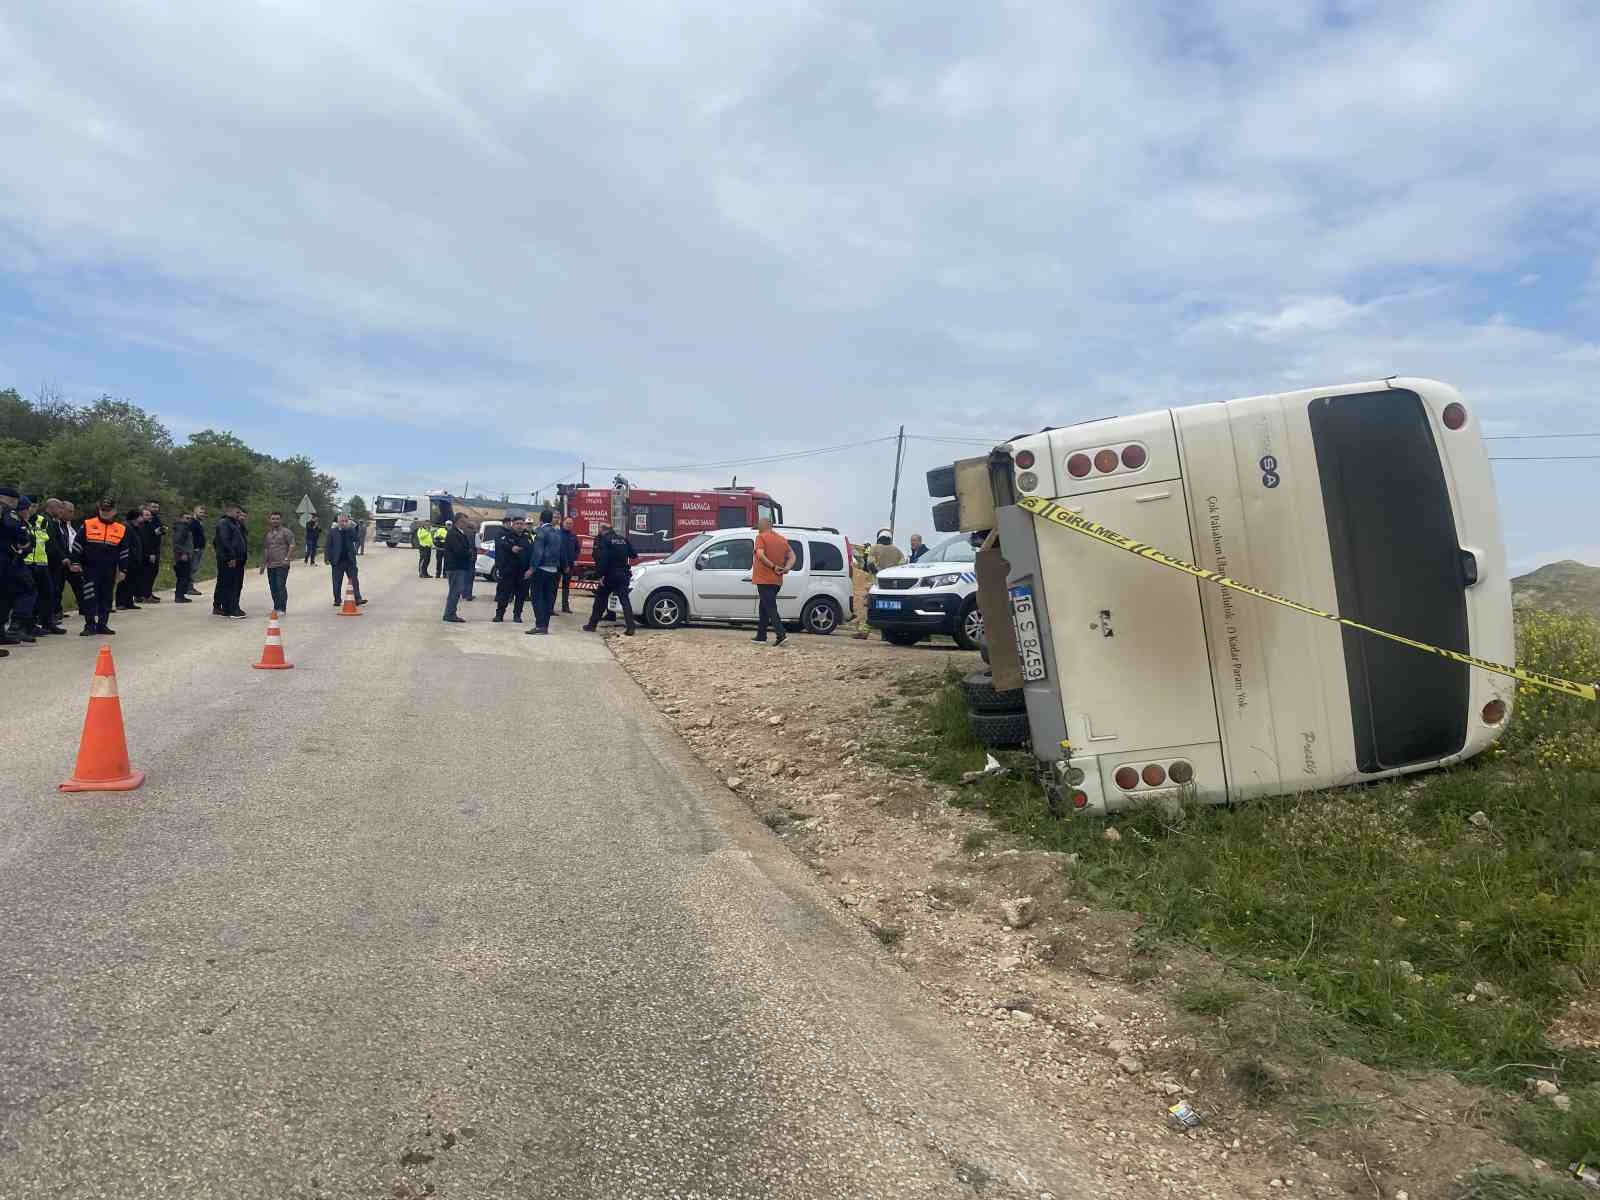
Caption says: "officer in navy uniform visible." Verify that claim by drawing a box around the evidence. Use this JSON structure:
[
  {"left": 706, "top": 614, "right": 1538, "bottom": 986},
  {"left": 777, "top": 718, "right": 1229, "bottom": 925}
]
[
  {"left": 0, "top": 488, "right": 39, "bottom": 647},
  {"left": 583, "top": 521, "right": 639, "bottom": 635},
  {"left": 492, "top": 515, "right": 532, "bottom": 623}
]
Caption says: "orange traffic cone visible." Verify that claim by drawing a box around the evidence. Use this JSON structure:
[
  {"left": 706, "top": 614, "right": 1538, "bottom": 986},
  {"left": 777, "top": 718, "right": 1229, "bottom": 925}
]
[
  {"left": 252, "top": 611, "right": 293, "bottom": 669},
  {"left": 337, "top": 581, "right": 362, "bottom": 616},
  {"left": 59, "top": 645, "right": 145, "bottom": 792}
]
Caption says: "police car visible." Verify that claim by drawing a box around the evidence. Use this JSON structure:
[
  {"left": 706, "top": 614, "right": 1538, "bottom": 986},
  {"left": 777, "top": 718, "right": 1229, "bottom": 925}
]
[{"left": 866, "top": 533, "right": 984, "bottom": 650}]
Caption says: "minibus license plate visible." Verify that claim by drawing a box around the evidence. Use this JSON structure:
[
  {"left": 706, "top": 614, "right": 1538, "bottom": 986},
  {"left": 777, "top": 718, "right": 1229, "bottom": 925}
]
[
  {"left": 875, "top": 598, "right": 902, "bottom": 611},
  {"left": 1009, "top": 585, "right": 1047, "bottom": 682}
]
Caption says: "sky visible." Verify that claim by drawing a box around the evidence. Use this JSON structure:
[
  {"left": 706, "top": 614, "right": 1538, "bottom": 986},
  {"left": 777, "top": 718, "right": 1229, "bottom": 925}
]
[{"left": 1, "top": 1, "right": 1596, "bottom": 572}]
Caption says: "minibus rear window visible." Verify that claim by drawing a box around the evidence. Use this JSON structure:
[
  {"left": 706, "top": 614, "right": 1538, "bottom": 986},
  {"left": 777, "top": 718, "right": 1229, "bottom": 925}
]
[{"left": 1309, "top": 389, "right": 1468, "bottom": 772}]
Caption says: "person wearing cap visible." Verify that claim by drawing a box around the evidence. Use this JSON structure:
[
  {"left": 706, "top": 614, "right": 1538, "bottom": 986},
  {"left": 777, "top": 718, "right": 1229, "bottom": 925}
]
[
  {"left": 0, "top": 489, "right": 40, "bottom": 646},
  {"left": 72, "top": 498, "right": 131, "bottom": 636}
]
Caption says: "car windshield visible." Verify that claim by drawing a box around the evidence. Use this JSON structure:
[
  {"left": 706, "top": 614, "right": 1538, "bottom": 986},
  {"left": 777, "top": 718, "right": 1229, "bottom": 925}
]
[
  {"left": 375, "top": 497, "right": 407, "bottom": 513},
  {"left": 925, "top": 534, "right": 977, "bottom": 564},
  {"left": 662, "top": 533, "right": 711, "bottom": 564}
]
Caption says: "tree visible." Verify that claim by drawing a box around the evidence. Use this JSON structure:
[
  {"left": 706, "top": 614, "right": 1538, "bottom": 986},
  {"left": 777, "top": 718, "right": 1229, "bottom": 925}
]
[
  {"left": 170, "top": 431, "right": 264, "bottom": 505},
  {"left": 346, "top": 494, "right": 370, "bottom": 522}
]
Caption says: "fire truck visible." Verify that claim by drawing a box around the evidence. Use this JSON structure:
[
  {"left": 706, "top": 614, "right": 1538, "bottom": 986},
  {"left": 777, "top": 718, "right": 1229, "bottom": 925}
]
[{"left": 558, "top": 478, "right": 784, "bottom": 593}]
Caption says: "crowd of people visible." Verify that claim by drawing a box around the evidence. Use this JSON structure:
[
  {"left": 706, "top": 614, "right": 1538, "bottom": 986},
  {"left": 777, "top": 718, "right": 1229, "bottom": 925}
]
[
  {"left": 413, "top": 509, "right": 642, "bottom": 635},
  {"left": 0, "top": 486, "right": 367, "bottom": 659}
]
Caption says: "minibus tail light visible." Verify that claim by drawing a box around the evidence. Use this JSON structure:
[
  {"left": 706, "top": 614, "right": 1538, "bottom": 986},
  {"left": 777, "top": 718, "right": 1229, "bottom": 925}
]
[
  {"left": 1141, "top": 764, "right": 1167, "bottom": 787},
  {"left": 1442, "top": 402, "right": 1467, "bottom": 430},
  {"left": 1114, "top": 766, "right": 1138, "bottom": 790},
  {"left": 1093, "top": 449, "right": 1119, "bottom": 473},
  {"left": 1014, "top": 449, "right": 1036, "bottom": 469},
  {"left": 1168, "top": 760, "right": 1194, "bottom": 784},
  {"left": 1067, "top": 454, "right": 1092, "bottom": 478},
  {"left": 1071, "top": 791, "right": 1088, "bottom": 808},
  {"left": 1482, "top": 699, "right": 1507, "bottom": 726},
  {"left": 1120, "top": 444, "right": 1147, "bottom": 469}
]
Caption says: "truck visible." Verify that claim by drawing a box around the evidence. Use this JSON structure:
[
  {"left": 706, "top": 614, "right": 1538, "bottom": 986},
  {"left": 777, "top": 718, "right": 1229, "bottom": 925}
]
[
  {"left": 929, "top": 379, "right": 1515, "bottom": 817},
  {"left": 373, "top": 493, "right": 521, "bottom": 549},
  {"left": 557, "top": 478, "right": 784, "bottom": 593}
]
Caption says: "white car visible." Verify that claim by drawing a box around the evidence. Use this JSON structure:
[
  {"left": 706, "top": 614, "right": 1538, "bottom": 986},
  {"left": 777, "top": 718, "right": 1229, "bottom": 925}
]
[
  {"left": 474, "top": 519, "right": 505, "bottom": 580},
  {"left": 866, "top": 533, "right": 984, "bottom": 649},
  {"left": 615, "top": 526, "right": 854, "bottom": 635}
]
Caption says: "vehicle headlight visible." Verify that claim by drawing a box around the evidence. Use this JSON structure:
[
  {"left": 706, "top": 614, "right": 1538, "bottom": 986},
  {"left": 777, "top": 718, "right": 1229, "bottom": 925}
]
[{"left": 921, "top": 573, "right": 962, "bottom": 588}]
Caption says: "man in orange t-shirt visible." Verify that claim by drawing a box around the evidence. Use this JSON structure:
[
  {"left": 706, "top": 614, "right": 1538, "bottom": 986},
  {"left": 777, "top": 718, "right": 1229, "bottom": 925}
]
[{"left": 751, "top": 517, "right": 795, "bottom": 645}]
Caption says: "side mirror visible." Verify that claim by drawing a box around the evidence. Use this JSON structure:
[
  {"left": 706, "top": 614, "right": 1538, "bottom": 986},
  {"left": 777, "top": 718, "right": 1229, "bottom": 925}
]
[{"left": 695, "top": 560, "right": 705, "bottom": 570}]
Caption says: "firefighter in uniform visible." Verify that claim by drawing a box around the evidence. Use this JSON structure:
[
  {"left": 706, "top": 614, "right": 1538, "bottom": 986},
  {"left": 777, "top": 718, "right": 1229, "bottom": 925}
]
[
  {"left": 492, "top": 515, "right": 532, "bottom": 622},
  {"left": 0, "top": 488, "right": 38, "bottom": 647},
  {"left": 74, "top": 499, "right": 131, "bottom": 636},
  {"left": 27, "top": 505, "right": 65, "bottom": 635},
  {"left": 416, "top": 521, "right": 435, "bottom": 578},
  {"left": 583, "top": 521, "right": 639, "bottom": 635}
]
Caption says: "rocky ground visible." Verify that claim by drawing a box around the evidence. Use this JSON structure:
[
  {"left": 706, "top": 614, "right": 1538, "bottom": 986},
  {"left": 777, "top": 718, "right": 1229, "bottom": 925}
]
[{"left": 609, "top": 624, "right": 1576, "bottom": 1200}]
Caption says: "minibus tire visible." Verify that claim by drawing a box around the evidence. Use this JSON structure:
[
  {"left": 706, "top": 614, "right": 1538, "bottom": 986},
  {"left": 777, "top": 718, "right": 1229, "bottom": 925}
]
[
  {"left": 961, "top": 671, "right": 1025, "bottom": 714},
  {"left": 969, "top": 710, "right": 1030, "bottom": 749},
  {"left": 882, "top": 630, "right": 923, "bottom": 647}
]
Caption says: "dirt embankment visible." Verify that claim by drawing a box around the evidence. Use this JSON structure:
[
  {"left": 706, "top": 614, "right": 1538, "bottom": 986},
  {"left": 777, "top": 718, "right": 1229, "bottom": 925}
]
[{"left": 609, "top": 626, "right": 1572, "bottom": 1200}]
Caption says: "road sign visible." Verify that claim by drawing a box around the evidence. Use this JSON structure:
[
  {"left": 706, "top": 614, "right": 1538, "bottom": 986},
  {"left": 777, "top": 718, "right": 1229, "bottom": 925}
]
[{"left": 295, "top": 494, "right": 316, "bottom": 528}]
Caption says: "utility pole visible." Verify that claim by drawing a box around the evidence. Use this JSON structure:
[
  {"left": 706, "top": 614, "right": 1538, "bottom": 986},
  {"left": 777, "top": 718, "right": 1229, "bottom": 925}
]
[
  {"left": 887, "top": 424, "right": 906, "bottom": 541},
  {"left": 580, "top": 462, "right": 586, "bottom": 486}
]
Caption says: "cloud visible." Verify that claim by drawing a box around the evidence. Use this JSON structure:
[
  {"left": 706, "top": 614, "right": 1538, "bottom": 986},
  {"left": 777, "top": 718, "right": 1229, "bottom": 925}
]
[{"left": 1, "top": 1, "right": 1598, "bottom": 560}]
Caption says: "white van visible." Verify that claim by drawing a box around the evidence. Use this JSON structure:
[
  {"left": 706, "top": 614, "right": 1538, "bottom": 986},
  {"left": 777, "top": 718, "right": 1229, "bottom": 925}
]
[
  {"left": 616, "top": 526, "right": 854, "bottom": 635},
  {"left": 937, "top": 378, "right": 1515, "bottom": 815}
]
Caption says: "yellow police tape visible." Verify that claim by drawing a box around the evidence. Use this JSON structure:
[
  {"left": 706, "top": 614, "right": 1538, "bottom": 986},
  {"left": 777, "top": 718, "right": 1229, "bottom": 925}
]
[{"left": 1016, "top": 494, "right": 1597, "bottom": 703}]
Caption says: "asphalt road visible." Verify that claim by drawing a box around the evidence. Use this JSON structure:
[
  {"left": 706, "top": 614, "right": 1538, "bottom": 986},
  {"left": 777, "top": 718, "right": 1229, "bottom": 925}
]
[{"left": 0, "top": 549, "right": 1083, "bottom": 1200}]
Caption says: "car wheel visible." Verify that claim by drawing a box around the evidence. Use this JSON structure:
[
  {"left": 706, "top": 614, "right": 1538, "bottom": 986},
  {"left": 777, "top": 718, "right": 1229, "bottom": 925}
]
[
  {"left": 961, "top": 670, "right": 1025, "bottom": 714},
  {"left": 646, "top": 589, "right": 687, "bottom": 629},
  {"left": 954, "top": 598, "right": 984, "bottom": 651},
  {"left": 488, "top": 565, "right": 499, "bottom": 583},
  {"left": 882, "top": 630, "right": 923, "bottom": 647},
  {"left": 801, "top": 597, "right": 841, "bottom": 635},
  {"left": 969, "top": 709, "right": 1030, "bottom": 749}
]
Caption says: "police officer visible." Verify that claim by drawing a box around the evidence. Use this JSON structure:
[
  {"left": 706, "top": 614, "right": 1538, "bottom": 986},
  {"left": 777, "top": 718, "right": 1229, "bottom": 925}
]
[
  {"left": 26, "top": 500, "right": 65, "bottom": 635},
  {"left": 583, "top": 521, "right": 639, "bottom": 636},
  {"left": 492, "top": 515, "right": 532, "bottom": 623},
  {"left": 0, "top": 488, "right": 39, "bottom": 647},
  {"left": 416, "top": 521, "right": 435, "bottom": 578},
  {"left": 73, "top": 497, "right": 130, "bottom": 636}
]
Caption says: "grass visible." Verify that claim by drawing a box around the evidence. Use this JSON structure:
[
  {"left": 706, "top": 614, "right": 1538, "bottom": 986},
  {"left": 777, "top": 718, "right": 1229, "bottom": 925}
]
[
  {"left": 894, "top": 609, "right": 1600, "bottom": 1161},
  {"left": 1459, "top": 1170, "right": 1592, "bottom": 1200},
  {"left": 1178, "top": 983, "right": 1249, "bottom": 1017}
]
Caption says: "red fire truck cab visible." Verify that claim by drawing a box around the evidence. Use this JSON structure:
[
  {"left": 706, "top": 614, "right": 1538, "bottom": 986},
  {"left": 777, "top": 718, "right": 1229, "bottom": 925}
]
[{"left": 560, "top": 480, "right": 784, "bottom": 589}]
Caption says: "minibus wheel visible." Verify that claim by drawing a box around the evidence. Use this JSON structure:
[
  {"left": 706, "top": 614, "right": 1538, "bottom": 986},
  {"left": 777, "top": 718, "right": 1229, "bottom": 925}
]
[{"left": 969, "top": 710, "right": 1030, "bottom": 749}]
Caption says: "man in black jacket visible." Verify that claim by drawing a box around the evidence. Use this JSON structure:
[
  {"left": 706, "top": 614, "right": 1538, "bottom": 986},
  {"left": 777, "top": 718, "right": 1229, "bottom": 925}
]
[
  {"left": 115, "top": 509, "right": 149, "bottom": 611},
  {"left": 187, "top": 506, "right": 207, "bottom": 595},
  {"left": 212, "top": 503, "right": 249, "bottom": 619},
  {"left": 43, "top": 499, "right": 72, "bottom": 625},
  {"left": 492, "top": 516, "right": 531, "bottom": 623},
  {"left": 583, "top": 521, "right": 638, "bottom": 635},
  {"left": 440, "top": 514, "right": 476, "bottom": 622},
  {"left": 326, "top": 514, "right": 366, "bottom": 607},
  {"left": 559, "top": 516, "right": 580, "bottom": 613},
  {"left": 135, "top": 501, "right": 164, "bottom": 602}
]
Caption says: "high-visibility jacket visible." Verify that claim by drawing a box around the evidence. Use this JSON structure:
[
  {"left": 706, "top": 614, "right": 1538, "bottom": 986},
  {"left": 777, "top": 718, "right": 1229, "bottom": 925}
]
[
  {"left": 417, "top": 526, "right": 435, "bottom": 548},
  {"left": 26, "top": 514, "right": 48, "bottom": 565},
  {"left": 75, "top": 516, "right": 130, "bottom": 570}
]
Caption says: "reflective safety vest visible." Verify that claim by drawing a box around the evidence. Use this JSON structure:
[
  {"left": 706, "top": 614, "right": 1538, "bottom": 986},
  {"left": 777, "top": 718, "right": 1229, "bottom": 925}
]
[
  {"left": 26, "top": 514, "right": 48, "bottom": 565},
  {"left": 417, "top": 526, "right": 435, "bottom": 548}
]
